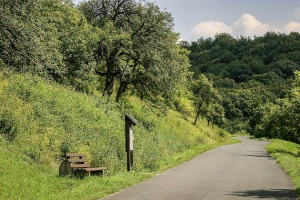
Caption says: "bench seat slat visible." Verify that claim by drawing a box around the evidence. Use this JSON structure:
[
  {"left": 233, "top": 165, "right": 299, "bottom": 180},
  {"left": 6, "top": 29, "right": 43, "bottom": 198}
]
[
  {"left": 68, "top": 158, "right": 89, "bottom": 163},
  {"left": 66, "top": 153, "right": 87, "bottom": 157},
  {"left": 70, "top": 164, "right": 91, "bottom": 168},
  {"left": 84, "top": 167, "right": 107, "bottom": 172}
]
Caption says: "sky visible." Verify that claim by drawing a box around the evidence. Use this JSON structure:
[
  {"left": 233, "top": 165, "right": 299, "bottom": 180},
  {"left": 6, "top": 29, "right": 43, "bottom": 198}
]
[{"left": 73, "top": 0, "right": 300, "bottom": 42}]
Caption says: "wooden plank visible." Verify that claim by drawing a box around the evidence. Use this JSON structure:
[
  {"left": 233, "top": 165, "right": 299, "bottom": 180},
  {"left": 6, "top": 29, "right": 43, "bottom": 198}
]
[
  {"left": 66, "top": 153, "right": 87, "bottom": 157},
  {"left": 68, "top": 158, "right": 89, "bottom": 163},
  {"left": 70, "top": 163, "right": 91, "bottom": 168},
  {"left": 84, "top": 167, "right": 107, "bottom": 172}
]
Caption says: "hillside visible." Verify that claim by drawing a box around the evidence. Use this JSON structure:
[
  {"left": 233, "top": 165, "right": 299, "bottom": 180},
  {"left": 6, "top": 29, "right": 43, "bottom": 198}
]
[
  {"left": 1, "top": 0, "right": 300, "bottom": 198},
  {"left": 0, "top": 72, "right": 234, "bottom": 199},
  {"left": 184, "top": 32, "right": 300, "bottom": 143},
  {"left": 2, "top": 0, "right": 300, "bottom": 144}
]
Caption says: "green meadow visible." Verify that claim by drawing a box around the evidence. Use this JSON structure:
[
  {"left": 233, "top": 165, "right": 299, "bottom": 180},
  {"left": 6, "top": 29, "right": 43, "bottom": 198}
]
[{"left": 0, "top": 72, "right": 236, "bottom": 199}]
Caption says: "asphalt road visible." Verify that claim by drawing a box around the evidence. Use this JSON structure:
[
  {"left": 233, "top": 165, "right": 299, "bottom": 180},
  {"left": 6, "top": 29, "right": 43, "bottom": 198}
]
[{"left": 102, "top": 136, "right": 296, "bottom": 200}]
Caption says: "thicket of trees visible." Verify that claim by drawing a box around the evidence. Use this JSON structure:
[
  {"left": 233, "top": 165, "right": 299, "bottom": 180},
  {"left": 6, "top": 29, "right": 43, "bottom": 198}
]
[
  {"left": 79, "top": 0, "right": 190, "bottom": 104},
  {"left": 0, "top": 0, "right": 190, "bottom": 107},
  {"left": 1, "top": 0, "right": 300, "bottom": 144},
  {"left": 0, "top": 0, "right": 99, "bottom": 90},
  {"left": 183, "top": 32, "right": 300, "bottom": 143}
]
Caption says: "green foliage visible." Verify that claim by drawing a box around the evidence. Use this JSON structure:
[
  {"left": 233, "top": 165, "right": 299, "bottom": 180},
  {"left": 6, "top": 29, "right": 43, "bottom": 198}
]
[
  {"left": 173, "top": 87, "right": 194, "bottom": 116},
  {"left": 253, "top": 71, "right": 300, "bottom": 143},
  {"left": 0, "top": 0, "right": 100, "bottom": 92},
  {"left": 185, "top": 32, "right": 300, "bottom": 136},
  {"left": 121, "top": 96, "right": 230, "bottom": 171},
  {"left": 2, "top": 0, "right": 300, "bottom": 143},
  {"left": 0, "top": 112, "right": 18, "bottom": 141},
  {"left": 0, "top": 72, "right": 235, "bottom": 199},
  {"left": 0, "top": 0, "right": 42, "bottom": 70},
  {"left": 0, "top": 73, "right": 123, "bottom": 166},
  {"left": 266, "top": 139, "right": 300, "bottom": 197},
  {"left": 0, "top": 72, "right": 232, "bottom": 169},
  {"left": 80, "top": 0, "right": 191, "bottom": 105},
  {"left": 191, "top": 74, "right": 222, "bottom": 126}
]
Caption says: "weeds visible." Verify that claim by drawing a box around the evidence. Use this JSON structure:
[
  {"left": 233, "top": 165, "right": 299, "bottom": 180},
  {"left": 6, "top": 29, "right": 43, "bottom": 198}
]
[{"left": 0, "top": 72, "right": 235, "bottom": 199}]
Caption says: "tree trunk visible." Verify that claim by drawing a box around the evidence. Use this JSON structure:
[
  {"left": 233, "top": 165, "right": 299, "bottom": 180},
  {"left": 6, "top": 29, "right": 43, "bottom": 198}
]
[
  {"left": 103, "top": 58, "right": 119, "bottom": 97},
  {"left": 103, "top": 72, "right": 115, "bottom": 97},
  {"left": 204, "top": 115, "right": 210, "bottom": 127},
  {"left": 193, "top": 101, "right": 203, "bottom": 125},
  {"left": 116, "top": 81, "right": 128, "bottom": 102}
]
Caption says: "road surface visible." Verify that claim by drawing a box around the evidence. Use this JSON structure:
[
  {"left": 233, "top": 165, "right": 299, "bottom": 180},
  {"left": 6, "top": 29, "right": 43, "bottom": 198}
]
[{"left": 103, "top": 136, "right": 296, "bottom": 200}]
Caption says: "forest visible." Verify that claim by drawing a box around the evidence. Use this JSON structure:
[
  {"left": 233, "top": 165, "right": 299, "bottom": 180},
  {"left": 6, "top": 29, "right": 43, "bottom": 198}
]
[
  {"left": 1, "top": 0, "right": 300, "bottom": 145},
  {"left": 183, "top": 32, "right": 300, "bottom": 143}
]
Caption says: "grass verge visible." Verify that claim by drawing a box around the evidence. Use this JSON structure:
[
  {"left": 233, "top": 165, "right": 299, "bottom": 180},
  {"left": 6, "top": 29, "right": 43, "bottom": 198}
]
[
  {"left": 266, "top": 139, "right": 300, "bottom": 198},
  {"left": 0, "top": 137, "right": 238, "bottom": 200}
]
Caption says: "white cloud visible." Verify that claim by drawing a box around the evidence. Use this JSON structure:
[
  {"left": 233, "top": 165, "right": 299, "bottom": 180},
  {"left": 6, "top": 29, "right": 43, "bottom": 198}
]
[
  {"left": 190, "top": 13, "right": 300, "bottom": 39},
  {"left": 232, "top": 14, "right": 270, "bottom": 37},
  {"left": 282, "top": 21, "right": 300, "bottom": 33},
  {"left": 191, "top": 21, "right": 232, "bottom": 38}
]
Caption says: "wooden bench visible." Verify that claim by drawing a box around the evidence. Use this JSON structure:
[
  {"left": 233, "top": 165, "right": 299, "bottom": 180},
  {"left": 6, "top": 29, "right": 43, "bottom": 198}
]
[{"left": 59, "top": 153, "right": 106, "bottom": 178}]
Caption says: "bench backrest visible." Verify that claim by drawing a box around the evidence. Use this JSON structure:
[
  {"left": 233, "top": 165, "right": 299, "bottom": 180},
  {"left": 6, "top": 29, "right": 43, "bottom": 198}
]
[{"left": 66, "top": 153, "right": 91, "bottom": 169}]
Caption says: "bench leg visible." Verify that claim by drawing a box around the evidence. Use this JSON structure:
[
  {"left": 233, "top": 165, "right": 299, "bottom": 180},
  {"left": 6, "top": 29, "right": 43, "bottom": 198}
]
[{"left": 88, "top": 170, "right": 105, "bottom": 176}]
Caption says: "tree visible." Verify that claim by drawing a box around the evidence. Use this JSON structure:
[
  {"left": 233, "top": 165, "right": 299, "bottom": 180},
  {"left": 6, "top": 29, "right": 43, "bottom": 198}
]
[
  {"left": 80, "top": 0, "right": 190, "bottom": 104},
  {"left": 54, "top": 4, "right": 100, "bottom": 92},
  {"left": 203, "top": 103, "right": 225, "bottom": 128},
  {"left": 192, "top": 74, "right": 221, "bottom": 125},
  {"left": 0, "top": 0, "right": 42, "bottom": 70},
  {"left": 79, "top": 0, "right": 138, "bottom": 97},
  {"left": 0, "top": 0, "right": 70, "bottom": 79},
  {"left": 269, "top": 60, "right": 300, "bottom": 79},
  {"left": 187, "top": 31, "right": 300, "bottom": 134},
  {"left": 252, "top": 71, "right": 300, "bottom": 142}
]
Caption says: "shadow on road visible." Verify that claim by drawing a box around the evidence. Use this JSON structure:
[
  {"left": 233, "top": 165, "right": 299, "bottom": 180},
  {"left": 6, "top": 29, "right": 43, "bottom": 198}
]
[
  {"left": 242, "top": 153, "right": 274, "bottom": 160},
  {"left": 226, "top": 189, "right": 297, "bottom": 200}
]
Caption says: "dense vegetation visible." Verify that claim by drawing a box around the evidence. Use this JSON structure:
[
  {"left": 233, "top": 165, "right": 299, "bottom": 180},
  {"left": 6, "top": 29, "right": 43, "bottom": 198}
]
[
  {"left": 182, "top": 32, "right": 300, "bottom": 143},
  {"left": 0, "top": 72, "right": 234, "bottom": 199},
  {"left": 1, "top": 0, "right": 300, "bottom": 198},
  {"left": 0, "top": 71, "right": 232, "bottom": 170},
  {"left": 0, "top": 0, "right": 190, "bottom": 106},
  {"left": 2, "top": 0, "right": 299, "bottom": 144}
]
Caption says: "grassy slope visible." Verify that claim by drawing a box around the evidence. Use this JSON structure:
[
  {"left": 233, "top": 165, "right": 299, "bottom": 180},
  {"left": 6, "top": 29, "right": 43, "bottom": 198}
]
[
  {"left": 266, "top": 139, "right": 300, "bottom": 197},
  {"left": 0, "top": 72, "right": 236, "bottom": 199},
  {"left": 0, "top": 138, "right": 237, "bottom": 200},
  {"left": 0, "top": 141, "right": 154, "bottom": 199}
]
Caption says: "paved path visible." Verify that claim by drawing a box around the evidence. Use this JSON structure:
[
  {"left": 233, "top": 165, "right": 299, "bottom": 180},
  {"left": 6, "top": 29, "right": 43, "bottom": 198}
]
[{"left": 103, "top": 136, "right": 296, "bottom": 200}]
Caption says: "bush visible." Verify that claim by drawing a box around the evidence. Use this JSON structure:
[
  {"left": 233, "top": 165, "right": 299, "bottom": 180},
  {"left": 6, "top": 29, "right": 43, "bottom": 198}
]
[{"left": 0, "top": 113, "right": 18, "bottom": 141}]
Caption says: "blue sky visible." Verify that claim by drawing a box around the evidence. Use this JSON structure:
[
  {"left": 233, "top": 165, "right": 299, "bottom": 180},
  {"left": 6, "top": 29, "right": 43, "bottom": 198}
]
[{"left": 73, "top": 0, "right": 300, "bottom": 42}]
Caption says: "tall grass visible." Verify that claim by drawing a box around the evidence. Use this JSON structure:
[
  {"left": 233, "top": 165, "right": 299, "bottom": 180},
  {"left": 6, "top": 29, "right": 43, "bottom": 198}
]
[
  {"left": 0, "top": 72, "right": 235, "bottom": 199},
  {"left": 0, "top": 139, "right": 154, "bottom": 199}
]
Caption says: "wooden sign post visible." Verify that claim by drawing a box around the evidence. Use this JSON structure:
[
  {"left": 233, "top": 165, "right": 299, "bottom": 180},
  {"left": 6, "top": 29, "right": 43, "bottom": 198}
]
[{"left": 125, "top": 114, "right": 137, "bottom": 171}]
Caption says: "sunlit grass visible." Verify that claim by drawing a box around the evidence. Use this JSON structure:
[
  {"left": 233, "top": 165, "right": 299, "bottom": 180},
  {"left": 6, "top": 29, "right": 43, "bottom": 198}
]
[
  {"left": 0, "top": 72, "right": 237, "bottom": 199},
  {"left": 266, "top": 139, "right": 300, "bottom": 197},
  {"left": 0, "top": 137, "right": 238, "bottom": 200}
]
